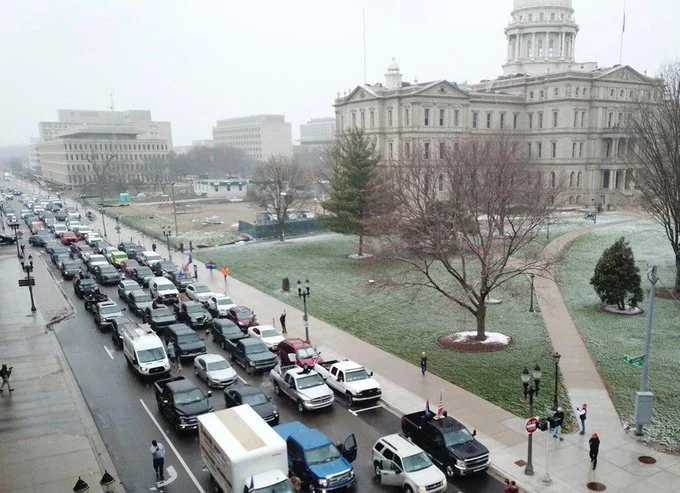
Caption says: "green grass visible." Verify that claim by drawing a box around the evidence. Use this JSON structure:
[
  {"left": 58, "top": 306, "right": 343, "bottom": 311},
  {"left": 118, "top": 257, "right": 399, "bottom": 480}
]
[
  {"left": 196, "top": 234, "right": 570, "bottom": 419},
  {"left": 557, "top": 220, "right": 680, "bottom": 451},
  {"left": 121, "top": 215, "right": 240, "bottom": 247}
]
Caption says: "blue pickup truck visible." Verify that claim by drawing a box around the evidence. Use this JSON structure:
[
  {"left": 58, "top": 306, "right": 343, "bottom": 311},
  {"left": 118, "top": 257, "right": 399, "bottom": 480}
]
[{"left": 274, "top": 422, "right": 357, "bottom": 492}]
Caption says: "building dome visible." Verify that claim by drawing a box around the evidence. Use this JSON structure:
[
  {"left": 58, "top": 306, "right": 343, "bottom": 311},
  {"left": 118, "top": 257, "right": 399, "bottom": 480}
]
[
  {"left": 513, "top": 0, "right": 572, "bottom": 9},
  {"left": 387, "top": 58, "right": 400, "bottom": 72}
]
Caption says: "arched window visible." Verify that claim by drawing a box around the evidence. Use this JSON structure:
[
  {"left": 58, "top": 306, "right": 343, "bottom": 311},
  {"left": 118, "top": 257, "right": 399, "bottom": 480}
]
[
  {"left": 570, "top": 171, "right": 575, "bottom": 187},
  {"left": 550, "top": 171, "right": 556, "bottom": 188},
  {"left": 577, "top": 171, "right": 582, "bottom": 187}
]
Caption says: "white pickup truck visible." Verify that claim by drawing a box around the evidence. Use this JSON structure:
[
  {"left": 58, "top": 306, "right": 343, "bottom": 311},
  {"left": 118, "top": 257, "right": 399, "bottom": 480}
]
[
  {"left": 315, "top": 359, "right": 382, "bottom": 406},
  {"left": 206, "top": 293, "right": 235, "bottom": 317},
  {"left": 270, "top": 363, "right": 334, "bottom": 413}
]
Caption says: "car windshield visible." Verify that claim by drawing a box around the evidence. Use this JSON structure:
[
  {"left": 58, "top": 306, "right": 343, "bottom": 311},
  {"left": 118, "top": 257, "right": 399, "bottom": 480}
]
[
  {"left": 245, "top": 343, "right": 267, "bottom": 354},
  {"left": 186, "top": 305, "right": 204, "bottom": 314},
  {"left": 345, "top": 369, "right": 370, "bottom": 382},
  {"left": 402, "top": 452, "right": 433, "bottom": 473},
  {"left": 217, "top": 298, "right": 233, "bottom": 305},
  {"left": 296, "top": 347, "right": 316, "bottom": 359},
  {"left": 136, "top": 268, "right": 153, "bottom": 276},
  {"left": 158, "top": 284, "right": 175, "bottom": 292},
  {"left": 305, "top": 444, "right": 341, "bottom": 465},
  {"left": 443, "top": 428, "right": 474, "bottom": 447},
  {"left": 100, "top": 267, "right": 117, "bottom": 273},
  {"left": 134, "top": 293, "right": 152, "bottom": 302},
  {"left": 297, "top": 373, "right": 324, "bottom": 389},
  {"left": 195, "top": 285, "right": 211, "bottom": 293},
  {"left": 63, "top": 262, "right": 80, "bottom": 269},
  {"left": 242, "top": 392, "right": 268, "bottom": 406},
  {"left": 154, "top": 308, "right": 173, "bottom": 316},
  {"left": 81, "top": 279, "right": 96, "bottom": 287},
  {"left": 137, "top": 347, "right": 165, "bottom": 363},
  {"left": 207, "top": 360, "right": 229, "bottom": 371},
  {"left": 259, "top": 329, "right": 279, "bottom": 338},
  {"left": 252, "top": 479, "right": 293, "bottom": 493},
  {"left": 174, "top": 388, "right": 205, "bottom": 405},
  {"left": 100, "top": 305, "right": 120, "bottom": 315},
  {"left": 177, "top": 333, "right": 200, "bottom": 344},
  {"left": 236, "top": 310, "right": 252, "bottom": 321}
]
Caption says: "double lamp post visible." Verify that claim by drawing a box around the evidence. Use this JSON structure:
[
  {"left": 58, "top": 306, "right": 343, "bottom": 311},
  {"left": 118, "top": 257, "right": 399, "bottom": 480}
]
[{"left": 297, "top": 279, "right": 311, "bottom": 343}]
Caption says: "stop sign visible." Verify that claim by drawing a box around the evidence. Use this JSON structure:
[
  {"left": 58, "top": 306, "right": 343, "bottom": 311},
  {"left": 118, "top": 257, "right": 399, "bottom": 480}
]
[{"left": 525, "top": 417, "right": 539, "bottom": 434}]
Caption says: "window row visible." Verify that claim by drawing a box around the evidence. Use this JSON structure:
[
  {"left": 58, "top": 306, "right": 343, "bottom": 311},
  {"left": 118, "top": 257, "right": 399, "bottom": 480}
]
[
  {"left": 65, "top": 153, "right": 166, "bottom": 162},
  {"left": 64, "top": 142, "right": 167, "bottom": 151}
]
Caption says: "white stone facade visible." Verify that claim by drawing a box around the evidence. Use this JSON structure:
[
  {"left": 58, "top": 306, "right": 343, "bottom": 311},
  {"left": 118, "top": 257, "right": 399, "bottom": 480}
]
[
  {"left": 300, "top": 117, "right": 337, "bottom": 146},
  {"left": 212, "top": 114, "right": 292, "bottom": 161},
  {"left": 334, "top": 0, "right": 657, "bottom": 208}
]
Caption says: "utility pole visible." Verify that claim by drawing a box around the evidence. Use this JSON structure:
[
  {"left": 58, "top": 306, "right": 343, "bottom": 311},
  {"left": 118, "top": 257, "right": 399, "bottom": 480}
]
[
  {"left": 171, "top": 182, "right": 179, "bottom": 236},
  {"left": 635, "top": 266, "right": 658, "bottom": 435}
]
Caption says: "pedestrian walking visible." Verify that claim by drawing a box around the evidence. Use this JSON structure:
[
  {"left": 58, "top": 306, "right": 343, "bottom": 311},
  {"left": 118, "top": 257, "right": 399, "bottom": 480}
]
[
  {"left": 552, "top": 407, "right": 565, "bottom": 441},
  {"left": 589, "top": 433, "right": 600, "bottom": 470},
  {"left": 280, "top": 310, "right": 287, "bottom": 334},
  {"left": 175, "top": 362, "right": 183, "bottom": 378},
  {"left": 420, "top": 351, "right": 428, "bottom": 376},
  {"left": 20, "top": 244, "right": 25, "bottom": 257},
  {"left": 166, "top": 342, "right": 177, "bottom": 366},
  {"left": 504, "top": 479, "right": 519, "bottom": 493},
  {"left": 152, "top": 242, "right": 157, "bottom": 252},
  {"left": 193, "top": 264, "right": 198, "bottom": 279},
  {"left": 150, "top": 440, "right": 166, "bottom": 481},
  {"left": 577, "top": 403, "right": 588, "bottom": 435},
  {"left": 0, "top": 364, "right": 14, "bottom": 392}
]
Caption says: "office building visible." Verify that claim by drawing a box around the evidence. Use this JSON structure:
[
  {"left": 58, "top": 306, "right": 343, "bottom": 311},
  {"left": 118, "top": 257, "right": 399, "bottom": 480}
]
[{"left": 212, "top": 114, "right": 292, "bottom": 161}]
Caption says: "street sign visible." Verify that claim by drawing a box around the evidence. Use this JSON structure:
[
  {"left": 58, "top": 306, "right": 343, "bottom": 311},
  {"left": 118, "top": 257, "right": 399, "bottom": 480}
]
[
  {"left": 525, "top": 417, "right": 539, "bottom": 434},
  {"left": 18, "top": 278, "right": 36, "bottom": 287},
  {"left": 205, "top": 262, "right": 217, "bottom": 270}
]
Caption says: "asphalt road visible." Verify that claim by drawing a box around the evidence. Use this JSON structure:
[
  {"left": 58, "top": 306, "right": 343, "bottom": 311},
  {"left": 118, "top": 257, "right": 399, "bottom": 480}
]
[{"left": 6, "top": 190, "right": 505, "bottom": 493}]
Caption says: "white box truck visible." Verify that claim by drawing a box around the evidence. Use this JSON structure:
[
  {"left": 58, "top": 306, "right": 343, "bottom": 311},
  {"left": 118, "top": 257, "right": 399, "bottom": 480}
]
[
  {"left": 198, "top": 405, "right": 293, "bottom": 493},
  {"left": 122, "top": 323, "right": 171, "bottom": 378}
]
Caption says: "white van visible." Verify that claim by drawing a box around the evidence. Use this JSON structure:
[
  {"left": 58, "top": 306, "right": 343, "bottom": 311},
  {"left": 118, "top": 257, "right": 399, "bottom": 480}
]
[
  {"left": 149, "top": 276, "right": 180, "bottom": 305},
  {"left": 122, "top": 323, "right": 170, "bottom": 377}
]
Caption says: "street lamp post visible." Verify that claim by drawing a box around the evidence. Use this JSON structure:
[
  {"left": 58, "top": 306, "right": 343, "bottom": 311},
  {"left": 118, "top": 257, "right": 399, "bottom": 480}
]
[
  {"left": 297, "top": 279, "right": 311, "bottom": 343},
  {"left": 529, "top": 273, "right": 535, "bottom": 313},
  {"left": 99, "top": 206, "right": 107, "bottom": 237},
  {"left": 9, "top": 222, "right": 21, "bottom": 258},
  {"left": 552, "top": 352, "right": 561, "bottom": 410},
  {"left": 171, "top": 182, "right": 179, "bottom": 236},
  {"left": 21, "top": 254, "right": 37, "bottom": 312},
  {"left": 162, "top": 226, "right": 172, "bottom": 261},
  {"left": 521, "top": 366, "right": 542, "bottom": 476}
]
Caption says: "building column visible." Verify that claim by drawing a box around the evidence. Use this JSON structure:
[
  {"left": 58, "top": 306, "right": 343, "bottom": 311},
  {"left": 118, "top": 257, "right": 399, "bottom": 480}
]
[
  {"left": 532, "top": 32, "right": 536, "bottom": 59},
  {"left": 560, "top": 31, "right": 565, "bottom": 58},
  {"left": 517, "top": 33, "right": 522, "bottom": 58},
  {"left": 545, "top": 32, "right": 549, "bottom": 58}
]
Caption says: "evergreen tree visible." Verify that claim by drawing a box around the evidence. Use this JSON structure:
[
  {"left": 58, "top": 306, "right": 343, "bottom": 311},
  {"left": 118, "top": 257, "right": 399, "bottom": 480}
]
[
  {"left": 590, "top": 237, "right": 643, "bottom": 310},
  {"left": 322, "top": 129, "right": 381, "bottom": 256}
]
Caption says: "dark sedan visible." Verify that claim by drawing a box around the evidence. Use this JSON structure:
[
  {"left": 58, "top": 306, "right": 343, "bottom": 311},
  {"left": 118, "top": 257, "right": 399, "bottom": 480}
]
[
  {"left": 152, "top": 260, "right": 177, "bottom": 277},
  {"left": 132, "top": 266, "right": 154, "bottom": 287},
  {"left": 223, "top": 385, "right": 279, "bottom": 425},
  {"left": 28, "top": 234, "right": 48, "bottom": 247},
  {"left": 127, "top": 290, "right": 154, "bottom": 316},
  {"left": 226, "top": 306, "right": 258, "bottom": 333},
  {"left": 211, "top": 318, "right": 248, "bottom": 351},
  {"left": 93, "top": 265, "right": 121, "bottom": 285},
  {"left": 0, "top": 234, "right": 17, "bottom": 245},
  {"left": 60, "top": 260, "right": 83, "bottom": 280},
  {"left": 142, "top": 305, "right": 177, "bottom": 334}
]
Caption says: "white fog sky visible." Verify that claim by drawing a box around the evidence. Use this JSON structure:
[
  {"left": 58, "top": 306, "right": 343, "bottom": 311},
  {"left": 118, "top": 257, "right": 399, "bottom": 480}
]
[{"left": 1, "top": 0, "right": 678, "bottom": 146}]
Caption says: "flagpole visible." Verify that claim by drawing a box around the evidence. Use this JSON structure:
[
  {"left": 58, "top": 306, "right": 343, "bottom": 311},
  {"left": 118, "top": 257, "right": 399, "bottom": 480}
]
[{"left": 619, "top": 0, "right": 626, "bottom": 65}]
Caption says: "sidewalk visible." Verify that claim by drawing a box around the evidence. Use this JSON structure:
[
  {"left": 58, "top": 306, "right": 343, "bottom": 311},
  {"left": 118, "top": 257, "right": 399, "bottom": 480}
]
[
  {"left": 70, "top": 193, "right": 680, "bottom": 492},
  {"left": 0, "top": 244, "right": 120, "bottom": 491}
]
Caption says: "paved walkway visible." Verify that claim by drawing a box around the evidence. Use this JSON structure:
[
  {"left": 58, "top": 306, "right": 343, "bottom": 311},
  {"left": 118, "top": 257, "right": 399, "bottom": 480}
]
[
  {"left": 52, "top": 189, "right": 680, "bottom": 492},
  {"left": 0, "top": 243, "right": 120, "bottom": 491}
]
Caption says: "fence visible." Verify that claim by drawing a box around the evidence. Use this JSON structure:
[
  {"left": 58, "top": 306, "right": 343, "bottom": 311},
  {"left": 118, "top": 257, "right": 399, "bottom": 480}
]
[{"left": 238, "top": 219, "right": 325, "bottom": 240}]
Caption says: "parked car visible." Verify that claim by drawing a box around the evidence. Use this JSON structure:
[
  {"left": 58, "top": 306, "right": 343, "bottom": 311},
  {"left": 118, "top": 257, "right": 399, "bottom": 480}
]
[
  {"left": 229, "top": 338, "right": 276, "bottom": 374},
  {"left": 28, "top": 234, "right": 47, "bottom": 247},
  {"left": 60, "top": 260, "right": 83, "bottom": 280},
  {"left": 138, "top": 250, "right": 163, "bottom": 267},
  {"left": 0, "top": 234, "right": 16, "bottom": 245},
  {"left": 164, "top": 323, "right": 207, "bottom": 360},
  {"left": 206, "top": 294, "right": 236, "bottom": 318},
  {"left": 59, "top": 231, "right": 79, "bottom": 245},
  {"left": 127, "top": 290, "right": 154, "bottom": 316},
  {"left": 193, "top": 354, "right": 238, "bottom": 388},
  {"left": 270, "top": 363, "right": 334, "bottom": 413},
  {"left": 185, "top": 283, "right": 214, "bottom": 304},
  {"left": 314, "top": 359, "right": 382, "bottom": 406},
  {"left": 211, "top": 318, "right": 247, "bottom": 351},
  {"left": 93, "top": 264, "right": 121, "bottom": 285},
  {"left": 226, "top": 306, "right": 258, "bottom": 332},
  {"left": 154, "top": 376, "right": 212, "bottom": 432},
  {"left": 164, "top": 270, "right": 193, "bottom": 292},
  {"left": 93, "top": 300, "right": 124, "bottom": 332},
  {"left": 223, "top": 384, "right": 279, "bottom": 425},
  {"left": 117, "top": 279, "right": 141, "bottom": 301},
  {"left": 132, "top": 266, "right": 155, "bottom": 287},
  {"left": 152, "top": 260, "right": 177, "bottom": 277},
  {"left": 277, "top": 338, "right": 322, "bottom": 368},
  {"left": 142, "top": 305, "right": 177, "bottom": 334},
  {"left": 110, "top": 317, "right": 138, "bottom": 349},
  {"left": 247, "top": 325, "right": 284, "bottom": 352},
  {"left": 74, "top": 276, "right": 100, "bottom": 298}
]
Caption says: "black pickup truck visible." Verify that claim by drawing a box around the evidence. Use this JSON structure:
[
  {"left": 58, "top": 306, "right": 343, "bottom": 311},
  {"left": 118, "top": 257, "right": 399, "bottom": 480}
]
[
  {"left": 401, "top": 410, "right": 490, "bottom": 479},
  {"left": 153, "top": 376, "right": 213, "bottom": 432}
]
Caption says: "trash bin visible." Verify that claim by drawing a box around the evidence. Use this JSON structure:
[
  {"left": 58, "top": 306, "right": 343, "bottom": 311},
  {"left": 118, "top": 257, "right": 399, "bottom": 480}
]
[{"left": 282, "top": 277, "right": 290, "bottom": 292}]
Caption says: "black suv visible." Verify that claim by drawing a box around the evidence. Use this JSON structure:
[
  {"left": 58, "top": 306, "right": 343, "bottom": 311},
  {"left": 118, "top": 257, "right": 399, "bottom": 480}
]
[
  {"left": 164, "top": 323, "right": 206, "bottom": 360},
  {"left": 211, "top": 318, "right": 247, "bottom": 351},
  {"left": 128, "top": 290, "right": 154, "bottom": 316},
  {"left": 152, "top": 260, "right": 177, "bottom": 277},
  {"left": 143, "top": 305, "right": 177, "bottom": 334},
  {"left": 74, "top": 276, "right": 100, "bottom": 298}
]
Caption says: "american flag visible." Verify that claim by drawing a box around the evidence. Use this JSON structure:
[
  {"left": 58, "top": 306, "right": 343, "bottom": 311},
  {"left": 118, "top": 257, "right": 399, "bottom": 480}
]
[
  {"left": 183, "top": 253, "right": 192, "bottom": 273},
  {"left": 437, "top": 390, "right": 444, "bottom": 418}
]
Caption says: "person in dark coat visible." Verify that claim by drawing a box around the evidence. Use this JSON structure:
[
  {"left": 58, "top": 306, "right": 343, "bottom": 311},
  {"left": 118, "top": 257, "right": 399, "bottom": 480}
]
[
  {"left": 577, "top": 403, "right": 587, "bottom": 435},
  {"left": 151, "top": 242, "right": 157, "bottom": 252},
  {"left": 280, "top": 310, "right": 287, "bottom": 334},
  {"left": 552, "top": 407, "right": 565, "bottom": 441},
  {"left": 420, "top": 352, "right": 428, "bottom": 375},
  {"left": 589, "top": 433, "right": 600, "bottom": 470}
]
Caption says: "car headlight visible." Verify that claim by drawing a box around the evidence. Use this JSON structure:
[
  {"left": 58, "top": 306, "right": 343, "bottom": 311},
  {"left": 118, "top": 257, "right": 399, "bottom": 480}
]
[
  {"left": 456, "top": 459, "right": 466, "bottom": 468},
  {"left": 272, "top": 409, "right": 279, "bottom": 415},
  {"left": 179, "top": 416, "right": 187, "bottom": 424},
  {"left": 349, "top": 470, "right": 355, "bottom": 478},
  {"left": 417, "top": 486, "right": 427, "bottom": 493},
  {"left": 248, "top": 361, "right": 255, "bottom": 366},
  {"left": 317, "top": 479, "right": 328, "bottom": 487}
]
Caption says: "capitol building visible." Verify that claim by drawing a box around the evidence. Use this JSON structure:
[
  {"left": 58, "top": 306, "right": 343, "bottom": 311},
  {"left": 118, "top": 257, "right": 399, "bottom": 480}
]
[{"left": 334, "top": 0, "right": 657, "bottom": 208}]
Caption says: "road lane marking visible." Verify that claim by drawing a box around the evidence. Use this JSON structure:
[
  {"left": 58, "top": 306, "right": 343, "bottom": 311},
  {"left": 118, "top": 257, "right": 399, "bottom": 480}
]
[
  {"left": 139, "top": 399, "right": 206, "bottom": 493},
  {"left": 103, "top": 345, "right": 114, "bottom": 360},
  {"left": 348, "top": 403, "right": 383, "bottom": 416},
  {"left": 149, "top": 465, "right": 178, "bottom": 490}
]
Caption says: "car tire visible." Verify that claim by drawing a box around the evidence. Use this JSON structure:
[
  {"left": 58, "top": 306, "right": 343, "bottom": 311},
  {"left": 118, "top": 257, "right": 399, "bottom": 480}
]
[
  {"left": 374, "top": 462, "right": 382, "bottom": 478},
  {"left": 220, "top": 340, "right": 226, "bottom": 350},
  {"left": 273, "top": 382, "right": 281, "bottom": 395},
  {"left": 445, "top": 465, "right": 455, "bottom": 479},
  {"left": 246, "top": 365, "right": 253, "bottom": 375},
  {"left": 297, "top": 400, "right": 305, "bottom": 414},
  {"left": 345, "top": 392, "right": 353, "bottom": 407},
  {"left": 230, "top": 353, "right": 235, "bottom": 362},
  {"left": 404, "top": 487, "right": 413, "bottom": 493}
]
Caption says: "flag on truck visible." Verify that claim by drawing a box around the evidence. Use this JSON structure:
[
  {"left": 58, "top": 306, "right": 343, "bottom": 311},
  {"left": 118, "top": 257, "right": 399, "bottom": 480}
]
[{"left": 437, "top": 390, "right": 444, "bottom": 418}]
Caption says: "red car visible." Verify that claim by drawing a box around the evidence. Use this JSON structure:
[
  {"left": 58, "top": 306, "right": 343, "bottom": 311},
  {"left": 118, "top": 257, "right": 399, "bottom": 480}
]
[
  {"left": 276, "top": 338, "right": 322, "bottom": 367},
  {"left": 60, "top": 231, "right": 79, "bottom": 245},
  {"left": 226, "top": 305, "right": 258, "bottom": 332}
]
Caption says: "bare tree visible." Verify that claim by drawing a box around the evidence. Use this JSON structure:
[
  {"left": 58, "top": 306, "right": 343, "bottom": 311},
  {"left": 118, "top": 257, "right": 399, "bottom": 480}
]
[
  {"left": 83, "top": 142, "right": 120, "bottom": 204},
  {"left": 249, "top": 155, "right": 309, "bottom": 241},
  {"left": 629, "top": 63, "right": 680, "bottom": 290},
  {"left": 370, "top": 134, "right": 557, "bottom": 340}
]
